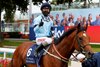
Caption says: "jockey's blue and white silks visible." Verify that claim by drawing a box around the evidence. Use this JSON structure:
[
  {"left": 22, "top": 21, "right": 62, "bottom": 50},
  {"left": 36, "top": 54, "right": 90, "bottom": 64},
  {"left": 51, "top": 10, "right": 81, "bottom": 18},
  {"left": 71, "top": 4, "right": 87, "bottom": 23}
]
[
  {"left": 82, "top": 52, "right": 100, "bottom": 67},
  {"left": 33, "top": 14, "right": 53, "bottom": 38}
]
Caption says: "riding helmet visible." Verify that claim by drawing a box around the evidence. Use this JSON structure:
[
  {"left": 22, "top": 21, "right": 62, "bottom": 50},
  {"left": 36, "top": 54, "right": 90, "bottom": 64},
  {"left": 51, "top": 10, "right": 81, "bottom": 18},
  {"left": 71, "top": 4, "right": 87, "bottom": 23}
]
[{"left": 41, "top": 3, "right": 51, "bottom": 11}]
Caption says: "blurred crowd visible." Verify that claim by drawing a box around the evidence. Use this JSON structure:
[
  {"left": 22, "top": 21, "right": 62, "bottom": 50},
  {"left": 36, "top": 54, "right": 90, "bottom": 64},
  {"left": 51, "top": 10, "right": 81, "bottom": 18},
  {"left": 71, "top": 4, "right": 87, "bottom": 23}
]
[{"left": 30, "top": 13, "right": 100, "bottom": 27}]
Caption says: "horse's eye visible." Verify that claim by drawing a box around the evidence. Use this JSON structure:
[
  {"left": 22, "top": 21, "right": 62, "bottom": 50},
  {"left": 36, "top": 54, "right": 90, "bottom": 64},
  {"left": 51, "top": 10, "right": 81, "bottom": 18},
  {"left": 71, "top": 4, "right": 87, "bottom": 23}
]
[{"left": 79, "top": 37, "right": 83, "bottom": 41}]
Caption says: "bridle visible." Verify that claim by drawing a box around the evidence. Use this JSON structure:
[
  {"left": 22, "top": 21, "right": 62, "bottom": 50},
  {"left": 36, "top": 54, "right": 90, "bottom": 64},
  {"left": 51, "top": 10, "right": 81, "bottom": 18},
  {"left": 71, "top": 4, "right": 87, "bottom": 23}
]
[
  {"left": 75, "top": 31, "right": 93, "bottom": 59},
  {"left": 44, "top": 30, "right": 92, "bottom": 63},
  {"left": 76, "top": 32, "right": 89, "bottom": 54}
]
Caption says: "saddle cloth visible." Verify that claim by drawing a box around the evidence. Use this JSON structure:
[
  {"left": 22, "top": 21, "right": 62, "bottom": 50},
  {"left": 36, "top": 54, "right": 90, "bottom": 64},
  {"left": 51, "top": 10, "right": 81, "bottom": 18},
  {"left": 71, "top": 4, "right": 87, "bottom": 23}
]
[{"left": 26, "top": 44, "right": 49, "bottom": 67}]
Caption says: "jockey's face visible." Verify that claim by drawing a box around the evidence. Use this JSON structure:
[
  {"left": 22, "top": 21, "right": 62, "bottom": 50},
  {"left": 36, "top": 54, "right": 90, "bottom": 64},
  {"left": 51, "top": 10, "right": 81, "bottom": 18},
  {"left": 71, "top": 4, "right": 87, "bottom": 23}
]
[{"left": 42, "top": 7, "right": 50, "bottom": 17}]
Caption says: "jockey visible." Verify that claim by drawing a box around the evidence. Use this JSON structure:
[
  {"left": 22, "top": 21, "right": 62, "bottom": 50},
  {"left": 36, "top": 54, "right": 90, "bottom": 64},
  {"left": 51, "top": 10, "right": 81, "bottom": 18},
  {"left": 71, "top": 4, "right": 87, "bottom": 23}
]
[{"left": 33, "top": 3, "right": 53, "bottom": 57}]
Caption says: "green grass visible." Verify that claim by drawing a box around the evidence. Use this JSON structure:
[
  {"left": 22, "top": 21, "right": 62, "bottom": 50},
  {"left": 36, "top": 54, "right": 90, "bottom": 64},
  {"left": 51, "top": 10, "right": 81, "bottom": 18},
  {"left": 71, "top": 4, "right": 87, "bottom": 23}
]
[
  {"left": 0, "top": 40, "right": 31, "bottom": 58},
  {"left": 91, "top": 44, "right": 100, "bottom": 48},
  {"left": 0, "top": 40, "right": 100, "bottom": 52},
  {"left": 1, "top": 40, "right": 30, "bottom": 47},
  {"left": 91, "top": 44, "right": 100, "bottom": 52},
  {"left": 92, "top": 48, "right": 100, "bottom": 52},
  {"left": 0, "top": 52, "right": 13, "bottom": 58}
]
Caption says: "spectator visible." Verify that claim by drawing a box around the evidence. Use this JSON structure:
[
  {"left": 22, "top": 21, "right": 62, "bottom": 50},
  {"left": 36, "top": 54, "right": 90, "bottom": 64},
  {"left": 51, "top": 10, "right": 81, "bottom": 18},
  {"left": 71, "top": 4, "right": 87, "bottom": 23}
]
[
  {"left": 91, "top": 15, "right": 100, "bottom": 26},
  {"left": 49, "top": 14, "right": 54, "bottom": 21},
  {"left": 30, "top": 14, "right": 34, "bottom": 27},
  {"left": 68, "top": 13, "right": 74, "bottom": 23},
  {"left": 62, "top": 12, "right": 66, "bottom": 18},
  {"left": 24, "top": 24, "right": 28, "bottom": 32},
  {"left": 61, "top": 15, "right": 68, "bottom": 26},
  {"left": 61, "top": 12, "right": 66, "bottom": 23},
  {"left": 81, "top": 17, "right": 87, "bottom": 26},
  {"left": 87, "top": 13, "right": 93, "bottom": 26},
  {"left": 68, "top": 18, "right": 75, "bottom": 26},
  {"left": 80, "top": 15, "right": 83, "bottom": 22},
  {"left": 1, "top": 20, "right": 5, "bottom": 31},
  {"left": 75, "top": 16, "right": 82, "bottom": 26},
  {"left": 54, "top": 14, "right": 60, "bottom": 26},
  {"left": 49, "top": 14, "right": 58, "bottom": 27}
]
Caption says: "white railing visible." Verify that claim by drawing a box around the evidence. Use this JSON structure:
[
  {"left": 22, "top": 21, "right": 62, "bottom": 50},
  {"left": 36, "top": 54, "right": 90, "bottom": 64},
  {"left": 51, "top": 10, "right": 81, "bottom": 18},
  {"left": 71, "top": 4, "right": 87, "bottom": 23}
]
[{"left": 0, "top": 48, "right": 15, "bottom": 59}]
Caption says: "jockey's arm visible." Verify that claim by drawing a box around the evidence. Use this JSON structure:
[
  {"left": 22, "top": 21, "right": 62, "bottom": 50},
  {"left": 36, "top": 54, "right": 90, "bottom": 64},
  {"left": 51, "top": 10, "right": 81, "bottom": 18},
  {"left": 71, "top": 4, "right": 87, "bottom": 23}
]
[{"left": 34, "top": 24, "right": 39, "bottom": 32}]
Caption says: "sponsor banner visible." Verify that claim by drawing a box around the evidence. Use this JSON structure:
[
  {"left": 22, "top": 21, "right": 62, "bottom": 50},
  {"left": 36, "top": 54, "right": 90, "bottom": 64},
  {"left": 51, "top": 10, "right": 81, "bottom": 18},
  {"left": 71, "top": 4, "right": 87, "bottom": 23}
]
[
  {"left": 29, "top": 26, "right": 100, "bottom": 43},
  {"left": 29, "top": 27, "right": 36, "bottom": 41},
  {"left": 64, "top": 26, "right": 100, "bottom": 43},
  {"left": 51, "top": 26, "right": 64, "bottom": 38},
  {"left": 87, "top": 26, "right": 100, "bottom": 43}
]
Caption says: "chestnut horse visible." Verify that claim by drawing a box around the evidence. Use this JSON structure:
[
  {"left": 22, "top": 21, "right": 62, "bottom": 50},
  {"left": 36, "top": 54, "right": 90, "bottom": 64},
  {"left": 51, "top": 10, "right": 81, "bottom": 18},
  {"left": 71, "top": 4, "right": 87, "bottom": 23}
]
[{"left": 11, "top": 24, "right": 93, "bottom": 67}]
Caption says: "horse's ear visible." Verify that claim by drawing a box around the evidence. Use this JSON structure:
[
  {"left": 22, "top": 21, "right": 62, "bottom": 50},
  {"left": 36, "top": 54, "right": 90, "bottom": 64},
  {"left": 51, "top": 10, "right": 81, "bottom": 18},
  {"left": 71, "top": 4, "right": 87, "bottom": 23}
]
[
  {"left": 77, "top": 23, "right": 88, "bottom": 31},
  {"left": 77, "top": 23, "right": 81, "bottom": 29},
  {"left": 76, "top": 23, "right": 81, "bottom": 33},
  {"left": 83, "top": 23, "right": 88, "bottom": 31},
  {"left": 85, "top": 23, "right": 88, "bottom": 31}
]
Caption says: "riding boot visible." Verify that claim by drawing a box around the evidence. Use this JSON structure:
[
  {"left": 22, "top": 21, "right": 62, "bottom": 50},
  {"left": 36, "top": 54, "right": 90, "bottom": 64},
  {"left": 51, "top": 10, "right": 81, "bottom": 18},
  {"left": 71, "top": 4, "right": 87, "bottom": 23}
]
[{"left": 34, "top": 44, "right": 44, "bottom": 57}]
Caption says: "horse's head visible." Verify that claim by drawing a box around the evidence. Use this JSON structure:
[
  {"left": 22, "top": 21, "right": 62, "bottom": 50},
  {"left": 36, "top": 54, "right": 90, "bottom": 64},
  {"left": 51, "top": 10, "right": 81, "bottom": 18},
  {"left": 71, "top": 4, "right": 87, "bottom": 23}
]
[
  {"left": 74, "top": 23, "right": 94, "bottom": 57},
  {"left": 51, "top": 23, "right": 93, "bottom": 63}
]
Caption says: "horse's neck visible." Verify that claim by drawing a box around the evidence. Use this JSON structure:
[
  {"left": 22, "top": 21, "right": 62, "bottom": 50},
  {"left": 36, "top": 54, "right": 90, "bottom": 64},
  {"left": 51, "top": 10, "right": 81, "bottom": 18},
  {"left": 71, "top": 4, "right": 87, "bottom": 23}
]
[{"left": 56, "top": 34, "right": 76, "bottom": 59}]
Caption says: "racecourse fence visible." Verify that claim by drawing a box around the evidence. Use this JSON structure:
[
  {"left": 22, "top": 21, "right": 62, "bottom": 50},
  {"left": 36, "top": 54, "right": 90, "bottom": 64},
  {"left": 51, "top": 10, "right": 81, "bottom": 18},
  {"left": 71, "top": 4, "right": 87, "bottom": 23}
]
[
  {"left": 0, "top": 48, "right": 15, "bottom": 67},
  {"left": 0, "top": 48, "right": 81, "bottom": 67}
]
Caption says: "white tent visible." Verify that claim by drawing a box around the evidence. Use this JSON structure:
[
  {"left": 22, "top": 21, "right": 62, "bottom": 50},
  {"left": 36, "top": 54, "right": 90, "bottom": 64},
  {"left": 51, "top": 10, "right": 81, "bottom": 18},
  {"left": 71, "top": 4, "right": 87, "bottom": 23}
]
[{"left": 14, "top": 5, "right": 41, "bottom": 20}]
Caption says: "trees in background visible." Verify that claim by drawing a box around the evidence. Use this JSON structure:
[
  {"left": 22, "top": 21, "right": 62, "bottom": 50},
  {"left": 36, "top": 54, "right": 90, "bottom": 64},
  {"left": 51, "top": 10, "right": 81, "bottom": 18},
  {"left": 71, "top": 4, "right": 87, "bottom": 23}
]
[
  {"left": 0, "top": 0, "right": 50, "bottom": 42},
  {"left": 0, "top": 0, "right": 29, "bottom": 42}
]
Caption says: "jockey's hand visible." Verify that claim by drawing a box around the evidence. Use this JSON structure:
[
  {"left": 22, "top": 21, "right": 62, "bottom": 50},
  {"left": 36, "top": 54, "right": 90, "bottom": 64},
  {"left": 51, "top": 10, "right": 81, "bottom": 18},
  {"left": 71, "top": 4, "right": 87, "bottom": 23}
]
[{"left": 39, "top": 21, "right": 44, "bottom": 27}]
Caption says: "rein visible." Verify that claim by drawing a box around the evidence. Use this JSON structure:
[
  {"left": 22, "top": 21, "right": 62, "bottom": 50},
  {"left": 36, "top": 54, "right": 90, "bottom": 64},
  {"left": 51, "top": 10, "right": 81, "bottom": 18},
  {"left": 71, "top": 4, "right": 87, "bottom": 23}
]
[
  {"left": 52, "top": 44, "right": 68, "bottom": 61},
  {"left": 52, "top": 43, "right": 81, "bottom": 61},
  {"left": 43, "top": 49, "right": 68, "bottom": 63},
  {"left": 44, "top": 43, "right": 79, "bottom": 63}
]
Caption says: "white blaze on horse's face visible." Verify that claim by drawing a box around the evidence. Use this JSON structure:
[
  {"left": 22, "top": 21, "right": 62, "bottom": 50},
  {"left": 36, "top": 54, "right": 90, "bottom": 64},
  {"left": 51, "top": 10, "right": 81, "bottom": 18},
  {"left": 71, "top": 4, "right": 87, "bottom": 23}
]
[{"left": 83, "top": 31, "right": 87, "bottom": 37}]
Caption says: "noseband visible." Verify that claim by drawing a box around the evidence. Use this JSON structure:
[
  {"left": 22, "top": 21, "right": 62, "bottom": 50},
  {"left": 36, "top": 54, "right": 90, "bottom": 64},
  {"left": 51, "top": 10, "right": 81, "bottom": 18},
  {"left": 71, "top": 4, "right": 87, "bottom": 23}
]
[
  {"left": 76, "top": 31, "right": 92, "bottom": 58},
  {"left": 76, "top": 34, "right": 89, "bottom": 53}
]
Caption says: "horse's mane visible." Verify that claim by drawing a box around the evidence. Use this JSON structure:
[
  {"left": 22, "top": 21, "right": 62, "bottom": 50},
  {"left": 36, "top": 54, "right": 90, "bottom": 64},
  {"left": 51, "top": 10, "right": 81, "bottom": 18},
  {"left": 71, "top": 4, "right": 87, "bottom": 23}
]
[
  {"left": 55, "top": 26, "right": 77, "bottom": 45},
  {"left": 55, "top": 23, "right": 87, "bottom": 45}
]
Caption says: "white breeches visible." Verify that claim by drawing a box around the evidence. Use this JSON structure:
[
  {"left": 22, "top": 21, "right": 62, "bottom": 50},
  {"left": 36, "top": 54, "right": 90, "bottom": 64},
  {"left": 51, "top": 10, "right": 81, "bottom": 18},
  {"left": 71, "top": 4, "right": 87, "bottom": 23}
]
[{"left": 36, "top": 37, "right": 52, "bottom": 46}]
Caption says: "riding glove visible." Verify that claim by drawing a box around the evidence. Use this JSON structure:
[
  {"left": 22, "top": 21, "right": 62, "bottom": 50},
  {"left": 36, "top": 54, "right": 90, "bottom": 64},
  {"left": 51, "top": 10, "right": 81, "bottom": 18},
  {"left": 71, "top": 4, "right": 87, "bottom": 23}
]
[{"left": 39, "top": 19, "right": 44, "bottom": 27}]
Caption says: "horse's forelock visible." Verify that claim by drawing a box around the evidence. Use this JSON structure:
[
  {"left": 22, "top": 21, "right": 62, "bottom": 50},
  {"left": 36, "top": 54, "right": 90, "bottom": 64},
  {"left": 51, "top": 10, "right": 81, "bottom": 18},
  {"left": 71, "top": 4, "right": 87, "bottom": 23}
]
[
  {"left": 77, "top": 26, "right": 87, "bottom": 34},
  {"left": 77, "top": 23, "right": 88, "bottom": 33}
]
